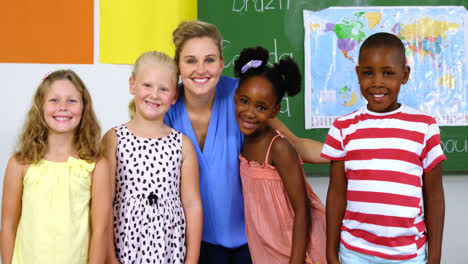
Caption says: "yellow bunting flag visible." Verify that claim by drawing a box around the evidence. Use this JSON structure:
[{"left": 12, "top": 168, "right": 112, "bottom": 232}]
[{"left": 100, "top": 0, "right": 197, "bottom": 64}]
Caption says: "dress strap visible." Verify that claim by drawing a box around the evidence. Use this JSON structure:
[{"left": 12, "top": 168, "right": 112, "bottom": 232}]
[{"left": 265, "top": 130, "right": 285, "bottom": 165}]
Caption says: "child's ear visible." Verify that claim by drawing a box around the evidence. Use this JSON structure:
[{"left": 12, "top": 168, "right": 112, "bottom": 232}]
[
  {"left": 401, "top": 66, "right": 411, "bottom": 84},
  {"left": 355, "top": 66, "right": 360, "bottom": 80},
  {"left": 234, "top": 87, "right": 239, "bottom": 104},
  {"left": 271, "top": 103, "right": 281, "bottom": 118},
  {"left": 129, "top": 76, "right": 135, "bottom": 95},
  {"left": 172, "top": 84, "right": 180, "bottom": 105}
]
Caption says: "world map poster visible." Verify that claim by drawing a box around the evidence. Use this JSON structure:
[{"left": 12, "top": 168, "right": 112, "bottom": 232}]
[{"left": 303, "top": 6, "right": 468, "bottom": 129}]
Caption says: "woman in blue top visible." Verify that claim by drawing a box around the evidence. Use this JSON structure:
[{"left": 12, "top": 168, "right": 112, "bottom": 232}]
[{"left": 165, "top": 20, "right": 328, "bottom": 264}]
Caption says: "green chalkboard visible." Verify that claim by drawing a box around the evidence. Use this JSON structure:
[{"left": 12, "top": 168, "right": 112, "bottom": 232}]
[{"left": 198, "top": 0, "right": 468, "bottom": 173}]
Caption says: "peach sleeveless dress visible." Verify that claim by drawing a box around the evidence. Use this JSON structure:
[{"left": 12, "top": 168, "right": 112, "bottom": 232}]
[{"left": 239, "top": 131, "right": 327, "bottom": 264}]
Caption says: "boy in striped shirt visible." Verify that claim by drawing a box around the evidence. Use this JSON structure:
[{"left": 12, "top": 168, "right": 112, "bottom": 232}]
[{"left": 321, "top": 32, "right": 446, "bottom": 264}]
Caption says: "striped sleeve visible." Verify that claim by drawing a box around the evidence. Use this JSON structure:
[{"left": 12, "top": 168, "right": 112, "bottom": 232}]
[
  {"left": 421, "top": 122, "right": 446, "bottom": 172},
  {"left": 321, "top": 121, "right": 346, "bottom": 160}
]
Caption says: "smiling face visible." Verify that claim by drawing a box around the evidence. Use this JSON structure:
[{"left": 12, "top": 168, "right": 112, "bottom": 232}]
[
  {"left": 130, "top": 64, "right": 177, "bottom": 121},
  {"left": 235, "top": 76, "right": 280, "bottom": 137},
  {"left": 178, "top": 37, "right": 224, "bottom": 98},
  {"left": 43, "top": 79, "right": 83, "bottom": 135},
  {"left": 356, "top": 46, "right": 410, "bottom": 113}
]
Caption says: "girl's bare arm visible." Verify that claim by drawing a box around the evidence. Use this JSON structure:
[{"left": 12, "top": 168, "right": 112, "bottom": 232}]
[
  {"left": 180, "top": 135, "right": 202, "bottom": 264},
  {"left": 1, "top": 156, "right": 26, "bottom": 264}
]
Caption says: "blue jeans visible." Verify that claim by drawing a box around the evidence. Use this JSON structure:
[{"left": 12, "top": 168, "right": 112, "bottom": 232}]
[{"left": 339, "top": 244, "right": 427, "bottom": 264}]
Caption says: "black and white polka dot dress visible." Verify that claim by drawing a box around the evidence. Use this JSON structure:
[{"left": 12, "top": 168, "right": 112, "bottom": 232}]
[{"left": 113, "top": 125, "right": 186, "bottom": 263}]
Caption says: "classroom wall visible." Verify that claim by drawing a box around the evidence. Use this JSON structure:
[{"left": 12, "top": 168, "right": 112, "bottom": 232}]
[{"left": 0, "top": 1, "right": 467, "bottom": 263}]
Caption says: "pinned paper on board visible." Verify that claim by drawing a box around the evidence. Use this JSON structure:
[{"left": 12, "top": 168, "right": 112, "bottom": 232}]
[
  {"left": 0, "top": 0, "right": 94, "bottom": 64},
  {"left": 304, "top": 6, "right": 468, "bottom": 128},
  {"left": 100, "top": 0, "right": 197, "bottom": 64}
]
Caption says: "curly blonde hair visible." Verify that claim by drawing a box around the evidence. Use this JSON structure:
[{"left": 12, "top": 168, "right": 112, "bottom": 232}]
[
  {"left": 15, "top": 70, "right": 102, "bottom": 164},
  {"left": 128, "top": 51, "right": 178, "bottom": 119}
]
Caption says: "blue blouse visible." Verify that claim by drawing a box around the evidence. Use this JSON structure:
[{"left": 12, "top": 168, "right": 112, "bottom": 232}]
[{"left": 165, "top": 76, "right": 246, "bottom": 248}]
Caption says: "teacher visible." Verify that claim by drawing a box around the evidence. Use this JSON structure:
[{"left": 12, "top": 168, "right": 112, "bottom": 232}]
[{"left": 164, "top": 20, "right": 327, "bottom": 264}]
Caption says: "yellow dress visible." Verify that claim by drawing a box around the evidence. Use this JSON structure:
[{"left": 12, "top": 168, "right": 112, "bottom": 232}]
[{"left": 12, "top": 157, "right": 95, "bottom": 264}]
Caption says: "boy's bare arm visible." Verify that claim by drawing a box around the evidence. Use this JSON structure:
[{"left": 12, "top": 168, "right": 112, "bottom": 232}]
[
  {"left": 326, "top": 160, "right": 347, "bottom": 264},
  {"left": 269, "top": 118, "right": 330, "bottom": 164},
  {"left": 423, "top": 162, "right": 445, "bottom": 264}
]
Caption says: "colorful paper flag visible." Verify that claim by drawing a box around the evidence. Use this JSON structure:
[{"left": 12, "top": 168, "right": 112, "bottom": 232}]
[
  {"left": 100, "top": 0, "right": 197, "bottom": 64},
  {"left": 0, "top": 0, "right": 94, "bottom": 64}
]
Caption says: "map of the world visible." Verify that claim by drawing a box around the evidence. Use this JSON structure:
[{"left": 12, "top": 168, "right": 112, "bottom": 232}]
[{"left": 304, "top": 6, "right": 467, "bottom": 128}]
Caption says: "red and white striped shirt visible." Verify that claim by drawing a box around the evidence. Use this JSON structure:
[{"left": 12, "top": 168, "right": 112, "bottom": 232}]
[{"left": 321, "top": 104, "right": 446, "bottom": 260}]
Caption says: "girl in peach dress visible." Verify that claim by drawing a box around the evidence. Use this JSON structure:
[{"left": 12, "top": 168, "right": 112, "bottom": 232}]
[{"left": 233, "top": 46, "right": 327, "bottom": 264}]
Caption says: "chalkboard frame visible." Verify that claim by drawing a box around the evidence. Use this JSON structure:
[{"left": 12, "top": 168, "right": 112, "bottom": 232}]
[{"left": 198, "top": 0, "right": 468, "bottom": 173}]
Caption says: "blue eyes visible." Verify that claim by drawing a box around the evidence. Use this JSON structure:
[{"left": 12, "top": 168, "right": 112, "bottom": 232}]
[
  {"left": 48, "top": 98, "right": 78, "bottom": 103},
  {"left": 185, "top": 58, "right": 216, "bottom": 64}
]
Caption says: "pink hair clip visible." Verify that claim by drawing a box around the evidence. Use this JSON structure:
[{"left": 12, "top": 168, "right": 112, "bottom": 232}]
[{"left": 42, "top": 71, "right": 52, "bottom": 81}]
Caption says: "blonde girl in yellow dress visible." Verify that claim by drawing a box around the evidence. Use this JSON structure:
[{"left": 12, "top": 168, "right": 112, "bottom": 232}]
[{"left": 0, "top": 70, "right": 112, "bottom": 264}]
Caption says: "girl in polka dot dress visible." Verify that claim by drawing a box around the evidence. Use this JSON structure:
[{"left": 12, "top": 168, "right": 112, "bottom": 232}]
[{"left": 103, "top": 51, "right": 202, "bottom": 264}]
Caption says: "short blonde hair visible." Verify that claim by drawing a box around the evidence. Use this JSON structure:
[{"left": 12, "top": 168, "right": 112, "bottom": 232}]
[
  {"left": 15, "top": 70, "right": 102, "bottom": 164},
  {"left": 172, "top": 20, "right": 223, "bottom": 65},
  {"left": 128, "top": 51, "right": 178, "bottom": 119}
]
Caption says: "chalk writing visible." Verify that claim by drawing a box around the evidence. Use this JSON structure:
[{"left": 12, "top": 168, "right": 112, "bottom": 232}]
[
  {"left": 268, "top": 38, "right": 293, "bottom": 66},
  {"left": 224, "top": 38, "right": 293, "bottom": 69},
  {"left": 280, "top": 97, "right": 290, "bottom": 117},
  {"left": 441, "top": 139, "right": 468, "bottom": 153},
  {"left": 233, "top": 0, "right": 290, "bottom": 12}
]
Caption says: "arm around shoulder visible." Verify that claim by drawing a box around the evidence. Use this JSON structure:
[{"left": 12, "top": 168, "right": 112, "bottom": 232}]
[
  {"left": 180, "top": 135, "right": 202, "bottom": 264},
  {"left": 1, "top": 156, "right": 26, "bottom": 264},
  {"left": 89, "top": 157, "right": 113, "bottom": 264},
  {"left": 269, "top": 118, "right": 329, "bottom": 164}
]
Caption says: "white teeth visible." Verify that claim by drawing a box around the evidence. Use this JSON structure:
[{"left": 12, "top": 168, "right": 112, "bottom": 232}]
[
  {"left": 54, "top": 117, "right": 70, "bottom": 120},
  {"left": 146, "top": 101, "right": 160, "bottom": 107},
  {"left": 193, "top": 78, "right": 208, "bottom": 83},
  {"left": 373, "top": 94, "right": 384, "bottom": 98},
  {"left": 243, "top": 119, "right": 256, "bottom": 127}
]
